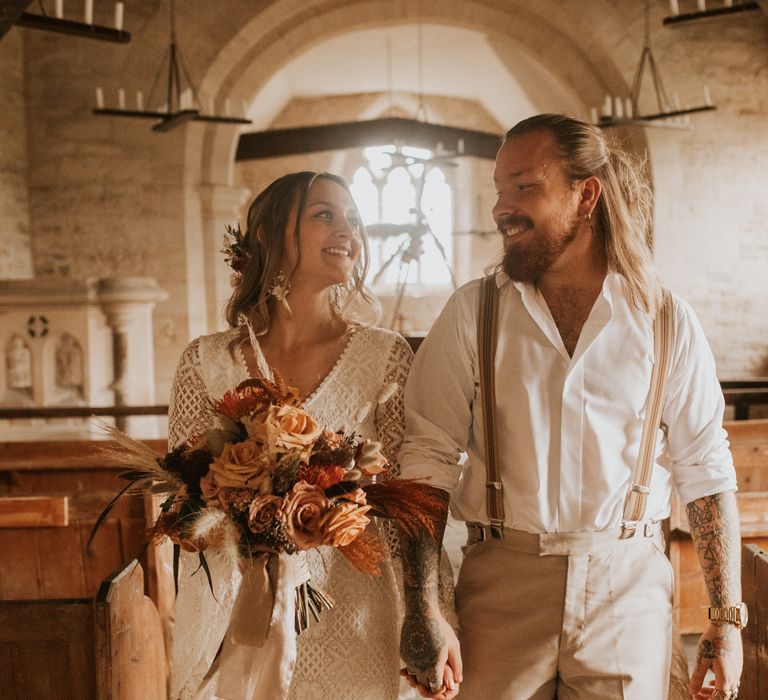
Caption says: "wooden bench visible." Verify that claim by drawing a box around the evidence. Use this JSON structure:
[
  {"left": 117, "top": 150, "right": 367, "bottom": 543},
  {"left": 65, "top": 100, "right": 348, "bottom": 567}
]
[
  {"left": 671, "top": 419, "right": 768, "bottom": 634},
  {"left": 742, "top": 543, "right": 768, "bottom": 700},
  {"left": 0, "top": 559, "right": 166, "bottom": 699},
  {"left": 0, "top": 440, "right": 175, "bottom": 645}
]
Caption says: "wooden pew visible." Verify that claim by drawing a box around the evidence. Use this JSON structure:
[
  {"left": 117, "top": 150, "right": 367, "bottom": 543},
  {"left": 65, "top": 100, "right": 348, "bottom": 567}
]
[
  {"left": 671, "top": 419, "right": 768, "bottom": 634},
  {"left": 742, "top": 543, "right": 768, "bottom": 700},
  {"left": 0, "top": 439, "right": 167, "bottom": 604},
  {"left": 0, "top": 560, "right": 166, "bottom": 700}
]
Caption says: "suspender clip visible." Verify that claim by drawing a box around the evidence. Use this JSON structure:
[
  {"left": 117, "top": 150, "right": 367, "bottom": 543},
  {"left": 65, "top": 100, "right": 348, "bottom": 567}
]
[
  {"left": 619, "top": 521, "right": 638, "bottom": 539},
  {"left": 489, "top": 519, "right": 505, "bottom": 539},
  {"left": 486, "top": 481, "right": 502, "bottom": 490},
  {"left": 631, "top": 485, "right": 651, "bottom": 495}
]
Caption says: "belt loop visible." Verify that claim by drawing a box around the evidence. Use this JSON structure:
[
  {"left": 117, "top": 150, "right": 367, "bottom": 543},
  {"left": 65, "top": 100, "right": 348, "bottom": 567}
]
[{"left": 644, "top": 521, "right": 656, "bottom": 538}]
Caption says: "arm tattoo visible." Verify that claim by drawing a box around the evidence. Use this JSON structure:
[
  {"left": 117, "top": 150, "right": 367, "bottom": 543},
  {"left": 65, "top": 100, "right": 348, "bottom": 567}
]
[
  {"left": 399, "top": 488, "right": 450, "bottom": 670},
  {"left": 685, "top": 492, "right": 741, "bottom": 608}
]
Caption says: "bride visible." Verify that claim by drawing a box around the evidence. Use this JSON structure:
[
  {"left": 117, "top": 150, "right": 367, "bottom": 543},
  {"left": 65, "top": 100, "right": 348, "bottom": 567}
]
[{"left": 167, "top": 171, "right": 419, "bottom": 699}]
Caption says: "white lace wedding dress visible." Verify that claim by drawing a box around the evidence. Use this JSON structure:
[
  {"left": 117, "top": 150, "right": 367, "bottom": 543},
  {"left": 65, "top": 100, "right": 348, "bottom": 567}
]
[{"left": 166, "top": 325, "right": 416, "bottom": 700}]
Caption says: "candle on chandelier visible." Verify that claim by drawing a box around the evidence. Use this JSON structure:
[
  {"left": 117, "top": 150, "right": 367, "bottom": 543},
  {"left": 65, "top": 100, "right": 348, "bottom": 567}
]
[
  {"left": 118, "top": 88, "right": 125, "bottom": 110},
  {"left": 724, "top": 0, "right": 733, "bottom": 6},
  {"left": 136, "top": 90, "right": 144, "bottom": 111},
  {"left": 697, "top": 0, "right": 706, "bottom": 11},
  {"left": 84, "top": 0, "right": 93, "bottom": 25},
  {"left": 224, "top": 98, "right": 231, "bottom": 116},
  {"left": 457, "top": 138, "right": 465, "bottom": 154},
  {"left": 704, "top": 85, "right": 712, "bottom": 106},
  {"left": 613, "top": 96, "right": 624, "bottom": 119},
  {"left": 669, "top": 0, "right": 679, "bottom": 15},
  {"left": 95, "top": 86, "right": 104, "bottom": 109},
  {"left": 602, "top": 94, "right": 612, "bottom": 118},
  {"left": 115, "top": 2, "right": 124, "bottom": 31},
  {"left": 590, "top": 107, "right": 599, "bottom": 124},
  {"left": 55, "top": 0, "right": 64, "bottom": 19},
  {"left": 208, "top": 97, "right": 215, "bottom": 115},
  {"left": 624, "top": 98, "right": 633, "bottom": 119}
]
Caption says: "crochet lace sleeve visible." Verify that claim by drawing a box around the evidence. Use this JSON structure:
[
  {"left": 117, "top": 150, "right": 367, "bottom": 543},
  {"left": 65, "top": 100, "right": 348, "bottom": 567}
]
[
  {"left": 168, "top": 338, "right": 216, "bottom": 449},
  {"left": 374, "top": 334, "right": 413, "bottom": 475}
]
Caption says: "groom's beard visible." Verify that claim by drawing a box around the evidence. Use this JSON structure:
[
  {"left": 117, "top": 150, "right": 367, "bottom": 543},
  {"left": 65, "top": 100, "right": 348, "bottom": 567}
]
[{"left": 500, "top": 213, "right": 579, "bottom": 282}]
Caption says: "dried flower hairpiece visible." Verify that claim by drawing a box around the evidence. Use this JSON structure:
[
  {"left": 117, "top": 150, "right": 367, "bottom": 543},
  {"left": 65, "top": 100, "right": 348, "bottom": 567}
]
[{"left": 222, "top": 223, "right": 249, "bottom": 274}]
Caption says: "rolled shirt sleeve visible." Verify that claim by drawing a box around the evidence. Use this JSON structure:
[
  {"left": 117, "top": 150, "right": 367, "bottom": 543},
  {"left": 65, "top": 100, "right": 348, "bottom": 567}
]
[
  {"left": 662, "top": 296, "right": 737, "bottom": 506},
  {"left": 398, "top": 283, "right": 478, "bottom": 492}
]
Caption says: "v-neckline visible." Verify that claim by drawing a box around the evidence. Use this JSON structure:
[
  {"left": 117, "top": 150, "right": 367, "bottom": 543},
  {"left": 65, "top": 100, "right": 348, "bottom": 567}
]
[{"left": 237, "top": 327, "right": 359, "bottom": 405}]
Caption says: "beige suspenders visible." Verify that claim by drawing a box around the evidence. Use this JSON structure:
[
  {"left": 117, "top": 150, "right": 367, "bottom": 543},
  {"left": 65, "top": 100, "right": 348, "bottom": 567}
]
[
  {"left": 475, "top": 276, "right": 674, "bottom": 540},
  {"left": 620, "top": 287, "right": 675, "bottom": 537}
]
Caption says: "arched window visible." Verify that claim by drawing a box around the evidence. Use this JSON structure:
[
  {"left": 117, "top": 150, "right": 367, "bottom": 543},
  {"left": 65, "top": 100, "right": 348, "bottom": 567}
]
[{"left": 349, "top": 145, "right": 453, "bottom": 289}]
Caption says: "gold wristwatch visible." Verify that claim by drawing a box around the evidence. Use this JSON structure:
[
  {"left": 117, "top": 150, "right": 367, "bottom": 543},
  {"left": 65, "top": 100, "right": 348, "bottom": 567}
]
[{"left": 708, "top": 602, "right": 748, "bottom": 629}]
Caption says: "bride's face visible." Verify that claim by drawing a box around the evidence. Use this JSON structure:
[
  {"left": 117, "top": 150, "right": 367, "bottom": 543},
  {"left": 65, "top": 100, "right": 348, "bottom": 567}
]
[{"left": 283, "top": 178, "right": 363, "bottom": 289}]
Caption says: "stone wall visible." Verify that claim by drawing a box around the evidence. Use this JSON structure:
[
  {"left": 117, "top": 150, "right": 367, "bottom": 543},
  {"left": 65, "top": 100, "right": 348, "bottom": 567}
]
[
  {"left": 0, "top": 28, "right": 32, "bottom": 279},
  {"left": 0, "top": 0, "right": 765, "bottom": 406}
]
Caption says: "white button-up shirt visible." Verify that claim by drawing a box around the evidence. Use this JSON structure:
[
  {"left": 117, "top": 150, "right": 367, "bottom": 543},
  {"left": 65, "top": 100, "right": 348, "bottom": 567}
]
[{"left": 398, "top": 272, "right": 736, "bottom": 533}]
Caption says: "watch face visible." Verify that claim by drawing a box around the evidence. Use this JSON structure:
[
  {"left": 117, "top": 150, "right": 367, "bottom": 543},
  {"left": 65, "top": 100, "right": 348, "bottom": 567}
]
[{"left": 740, "top": 602, "right": 748, "bottom": 627}]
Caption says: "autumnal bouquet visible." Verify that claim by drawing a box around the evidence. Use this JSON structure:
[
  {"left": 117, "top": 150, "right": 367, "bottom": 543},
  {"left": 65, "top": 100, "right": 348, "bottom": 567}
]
[{"left": 92, "top": 374, "right": 442, "bottom": 632}]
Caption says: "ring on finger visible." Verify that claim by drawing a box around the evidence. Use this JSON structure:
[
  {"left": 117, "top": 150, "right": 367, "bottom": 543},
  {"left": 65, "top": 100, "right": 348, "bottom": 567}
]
[{"left": 428, "top": 680, "right": 443, "bottom": 692}]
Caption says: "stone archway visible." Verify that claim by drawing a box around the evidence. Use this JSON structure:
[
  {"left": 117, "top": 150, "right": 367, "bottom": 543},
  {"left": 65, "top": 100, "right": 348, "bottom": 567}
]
[{"left": 185, "top": 0, "right": 652, "bottom": 331}]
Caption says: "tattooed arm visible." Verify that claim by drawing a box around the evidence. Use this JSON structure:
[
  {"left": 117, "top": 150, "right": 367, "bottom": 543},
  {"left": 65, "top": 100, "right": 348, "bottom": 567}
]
[
  {"left": 399, "top": 488, "right": 462, "bottom": 700},
  {"left": 686, "top": 491, "right": 743, "bottom": 699}
]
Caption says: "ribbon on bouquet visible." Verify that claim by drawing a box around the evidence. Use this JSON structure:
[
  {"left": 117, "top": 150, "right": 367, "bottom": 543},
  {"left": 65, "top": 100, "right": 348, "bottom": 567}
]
[{"left": 210, "top": 553, "right": 299, "bottom": 700}]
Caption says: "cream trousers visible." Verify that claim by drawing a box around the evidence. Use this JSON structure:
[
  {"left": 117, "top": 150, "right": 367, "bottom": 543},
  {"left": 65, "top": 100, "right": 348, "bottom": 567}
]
[{"left": 455, "top": 525, "right": 673, "bottom": 699}]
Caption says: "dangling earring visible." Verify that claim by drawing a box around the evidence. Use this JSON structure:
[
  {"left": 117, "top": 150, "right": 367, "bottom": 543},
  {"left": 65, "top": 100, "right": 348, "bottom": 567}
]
[
  {"left": 330, "top": 283, "right": 348, "bottom": 315},
  {"left": 268, "top": 270, "right": 292, "bottom": 316}
]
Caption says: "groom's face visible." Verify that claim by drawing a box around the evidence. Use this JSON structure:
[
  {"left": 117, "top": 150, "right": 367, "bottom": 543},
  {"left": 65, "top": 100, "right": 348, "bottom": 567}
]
[{"left": 492, "top": 130, "right": 581, "bottom": 282}]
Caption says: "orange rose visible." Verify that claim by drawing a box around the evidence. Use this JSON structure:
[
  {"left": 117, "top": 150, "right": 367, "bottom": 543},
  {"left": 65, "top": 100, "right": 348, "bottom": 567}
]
[
  {"left": 280, "top": 482, "right": 329, "bottom": 550},
  {"left": 356, "top": 440, "right": 389, "bottom": 476},
  {"left": 248, "top": 494, "right": 283, "bottom": 534},
  {"left": 209, "top": 439, "right": 272, "bottom": 493},
  {"left": 245, "top": 405, "right": 321, "bottom": 461},
  {"left": 321, "top": 501, "right": 371, "bottom": 547}
]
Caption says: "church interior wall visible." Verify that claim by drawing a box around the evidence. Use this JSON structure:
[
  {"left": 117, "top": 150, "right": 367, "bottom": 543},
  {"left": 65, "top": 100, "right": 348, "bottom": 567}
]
[
  {"left": 0, "top": 0, "right": 765, "bottom": 414},
  {"left": 0, "top": 28, "right": 32, "bottom": 279}
]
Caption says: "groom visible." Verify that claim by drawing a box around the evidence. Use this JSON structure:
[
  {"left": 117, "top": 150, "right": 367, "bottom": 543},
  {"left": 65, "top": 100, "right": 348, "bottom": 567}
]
[{"left": 398, "top": 114, "right": 743, "bottom": 699}]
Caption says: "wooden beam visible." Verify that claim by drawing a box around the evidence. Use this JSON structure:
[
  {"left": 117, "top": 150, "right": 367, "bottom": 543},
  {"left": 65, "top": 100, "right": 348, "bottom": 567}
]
[
  {"left": 0, "top": 0, "right": 31, "bottom": 41},
  {"left": 235, "top": 117, "right": 502, "bottom": 161},
  {"left": 0, "top": 496, "right": 69, "bottom": 528}
]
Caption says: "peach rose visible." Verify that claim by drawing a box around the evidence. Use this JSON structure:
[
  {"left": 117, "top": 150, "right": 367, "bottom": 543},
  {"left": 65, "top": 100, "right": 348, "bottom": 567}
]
[
  {"left": 280, "top": 482, "right": 329, "bottom": 550},
  {"left": 356, "top": 440, "right": 389, "bottom": 476},
  {"left": 209, "top": 439, "right": 272, "bottom": 493},
  {"left": 245, "top": 405, "right": 321, "bottom": 461},
  {"left": 248, "top": 494, "right": 283, "bottom": 534},
  {"left": 321, "top": 501, "right": 371, "bottom": 548}
]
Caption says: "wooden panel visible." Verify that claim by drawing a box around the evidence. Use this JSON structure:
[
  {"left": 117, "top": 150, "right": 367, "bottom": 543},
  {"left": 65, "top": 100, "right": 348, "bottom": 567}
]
[
  {"left": 741, "top": 543, "right": 768, "bottom": 700},
  {"left": 0, "top": 439, "right": 166, "bottom": 470},
  {"left": 0, "top": 528, "right": 42, "bottom": 598},
  {"left": 673, "top": 536, "right": 768, "bottom": 634},
  {"left": 724, "top": 419, "right": 768, "bottom": 442},
  {"left": 96, "top": 561, "right": 167, "bottom": 700},
  {"left": 0, "top": 599, "right": 97, "bottom": 700},
  {"left": 0, "top": 496, "right": 68, "bottom": 527}
]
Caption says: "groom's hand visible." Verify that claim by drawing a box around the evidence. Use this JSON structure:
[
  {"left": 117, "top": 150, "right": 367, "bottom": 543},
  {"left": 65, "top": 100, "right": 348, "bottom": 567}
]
[{"left": 400, "top": 609, "right": 462, "bottom": 699}]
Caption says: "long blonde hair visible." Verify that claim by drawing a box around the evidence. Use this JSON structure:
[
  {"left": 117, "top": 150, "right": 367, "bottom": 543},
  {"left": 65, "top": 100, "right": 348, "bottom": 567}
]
[
  {"left": 224, "top": 171, "right": 380, "bottom": 332},
  {"left": 505, "top": 114, "right": 663, "bottom": 314}
]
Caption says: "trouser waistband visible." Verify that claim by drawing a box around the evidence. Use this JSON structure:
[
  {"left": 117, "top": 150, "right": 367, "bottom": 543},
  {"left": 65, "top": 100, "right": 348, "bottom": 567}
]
[{"left": 465, "top": 520, "right": 662, "bottom": 556}]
